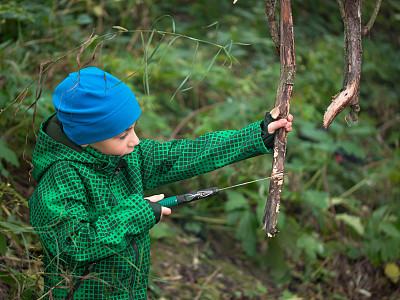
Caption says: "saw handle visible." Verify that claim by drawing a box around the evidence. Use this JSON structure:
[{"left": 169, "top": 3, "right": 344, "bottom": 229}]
[{"left": 159, "top": 187, "right": 219, "bottom": 208}]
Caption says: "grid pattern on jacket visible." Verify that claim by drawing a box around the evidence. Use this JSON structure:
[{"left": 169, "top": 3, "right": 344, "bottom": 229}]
[{"left": 29, "top": 116, "right": 269, "bottom": 300}]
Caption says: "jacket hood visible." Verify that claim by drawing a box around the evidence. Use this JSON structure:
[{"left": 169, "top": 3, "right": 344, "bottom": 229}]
[{"left": 32, "top": 114, "right": 121, "bottom": 182}]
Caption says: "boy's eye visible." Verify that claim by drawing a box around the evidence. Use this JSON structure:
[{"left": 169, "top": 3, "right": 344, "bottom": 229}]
[{"left": 119, "top": 133, "right": 128, "bottom": 140}]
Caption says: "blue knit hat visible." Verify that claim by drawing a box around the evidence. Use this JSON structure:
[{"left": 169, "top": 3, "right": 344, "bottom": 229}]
[{"left": 53, "top": 67, "right": 141, "bottom": 145}]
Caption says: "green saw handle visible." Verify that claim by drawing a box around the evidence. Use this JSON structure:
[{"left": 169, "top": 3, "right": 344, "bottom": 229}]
[
  {"left": 159, "top": 187, "right": 219, "bottom": 208},
  {"left": 158, "top": 196, "right": 179, "bottom": 208}
]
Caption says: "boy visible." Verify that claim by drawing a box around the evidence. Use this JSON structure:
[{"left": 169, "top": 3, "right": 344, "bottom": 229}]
[{"left": 29, "top": 67, "right": 293, "bottom": 299}]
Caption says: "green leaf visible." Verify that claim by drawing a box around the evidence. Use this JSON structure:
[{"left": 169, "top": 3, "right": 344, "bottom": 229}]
[
  {"left": 380, "top": 239, "right": 400, "bottom": 261},
  {"left": 184, "top": 221, "right": 202, "bottom": 234},
  {"left": 0, "top": 221, "right": 33, "bottom": 234},
  {"left": 296, "top": 234, "right": 324, "bottom": 261},
  {"left": 226, "top": 210, "right": 242, "bottom": 226},
  {"left": 0, "top": 3, "right": 34, "bottom": 22},
  {"left": 76, "top": 13, "right": 93, "bottom": 25},
  {"left": 236, "top": 211, "right": 257, "bottom": 256},
  {"left": 340, "top": 141, "right": 366, "bottom": 160},
  {"left": 379, "top": 222, "right": 400, "bottom": 238},
  {"left": 256, "top": 283, "right": 267, "bottom": 293},
  {"left": 0, "top": 233, "right": 6, "bottom": 256},
  {"left": 149, "top": 222, "right": 176, "bottom": 239},
  {"left": 264, "top": 238, "right": 290, "bottom": 283},
  {"left": 225, "top": 190, "right": 249, "bottom": 212},
  {"left": 282, "top": 290, "right": 297, "bottom": 300},
  {"left": 0, "top": 270, "right": 15, "bottom": 285},
  {"left": 347, "top": 246, "right": 361, "bottom": 260},
  {"left": 302, "top": 190, "right": 329, "bottom": 216},
  {"left": 0, "top": 139, "right": 19, "bottom": 167},
  {"left": 336, "top": 213, "right": 365, "bottom": 236}
]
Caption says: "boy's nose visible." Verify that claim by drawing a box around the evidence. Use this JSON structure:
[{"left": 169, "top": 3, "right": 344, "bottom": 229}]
[{"left": 128, "top": 132, "right": 140, "bottom": 147}]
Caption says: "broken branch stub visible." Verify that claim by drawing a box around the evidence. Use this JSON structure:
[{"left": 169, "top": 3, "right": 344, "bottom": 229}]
[
  {"left": 323, "top": 76, "right": 360, "bottom": 128},
  {"left": 262, "top": 0, "right": 296, "bottom": 237}
]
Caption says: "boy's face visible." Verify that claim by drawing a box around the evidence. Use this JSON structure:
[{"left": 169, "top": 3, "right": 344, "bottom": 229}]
[{"left": 82, "top": 122, "right": 140, "bottom": 156}]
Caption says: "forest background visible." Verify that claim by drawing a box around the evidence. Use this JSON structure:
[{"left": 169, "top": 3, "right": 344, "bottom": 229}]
[{"left": 0, "top": 0, "right": 399, "bottom": 299}]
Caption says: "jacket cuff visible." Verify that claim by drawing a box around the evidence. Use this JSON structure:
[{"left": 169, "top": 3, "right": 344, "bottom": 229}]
[
  {"left": 146, "top": 200, "right": 162, "bottom": 223},
  {"left": 260, "top": 112, "right": 276, "bottom": 150}
]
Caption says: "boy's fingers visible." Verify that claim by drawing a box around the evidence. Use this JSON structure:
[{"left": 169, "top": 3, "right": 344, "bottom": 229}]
[
  {"left": 268, "top": 119, "right": 287, "bottom": 134},
  {"left": 144, "top": 194, "right": 165, "bottom": 202},
  {"left": 161, "top": 207, "right": 172, "bottom": 217},
  {"left": 267, "top": 115, "right": 294, "bottom": 134}
]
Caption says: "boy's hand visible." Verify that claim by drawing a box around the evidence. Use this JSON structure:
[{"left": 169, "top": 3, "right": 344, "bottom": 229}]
[
  {"left": 267, "top": 114, "right": 294, "bottom": 134},
  {"left": 145, "top": 194, "right": 172, "bottom": 218}
]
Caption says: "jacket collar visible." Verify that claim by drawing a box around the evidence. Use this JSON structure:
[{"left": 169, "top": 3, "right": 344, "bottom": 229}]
[{"left": 83, "top": 146, "right": 122, "bottom": 168}]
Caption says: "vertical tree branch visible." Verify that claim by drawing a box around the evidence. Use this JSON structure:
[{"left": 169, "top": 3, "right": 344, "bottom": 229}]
[
  {"left": 262, "top": 0, "right": 296, "bottom": 236},
  {"left": 323, "top": 0, "right": 362, "bottom": 128}
]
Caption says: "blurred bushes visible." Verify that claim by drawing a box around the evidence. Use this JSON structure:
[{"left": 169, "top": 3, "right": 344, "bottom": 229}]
[{"left": 0, "top": 0, "right": 399, "bottom": 298}]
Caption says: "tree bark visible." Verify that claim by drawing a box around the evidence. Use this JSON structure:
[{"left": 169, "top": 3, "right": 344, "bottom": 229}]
[{"left": 262, "top": 0, "right": 296, "bottom": 237}]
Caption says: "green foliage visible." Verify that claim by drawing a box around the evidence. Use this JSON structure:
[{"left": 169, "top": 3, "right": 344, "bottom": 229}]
[
  {"left": 1, "top": 0, "right": 399, "bottom": 298},
  {"left": 0, "top": 182, "right": 41, "bottom": 298},
  {"left": 0, "top": 139, "right": 19, "bottom": 177},
  {"left": 364, "top": 205, "right": 400, "bottom": 264}
]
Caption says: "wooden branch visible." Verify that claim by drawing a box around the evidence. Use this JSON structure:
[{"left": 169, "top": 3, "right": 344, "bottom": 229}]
[
  {"left": 265, "top": 0, "right": 280, "bottom": 55},
  {"left": 324, "top": 0, "right": 362, "bottom": 128},
  {"left": 323, "top": 76, "right": 360, "bottom": 128},
  {"left": 262, "top": 0, "right": 296, "bottom": 236},
  {"left": 362, "top": 0, "right": 382, "bottom": 37},
  {"left": 335, "top": 0, "right": 346, "bottom": 23}
]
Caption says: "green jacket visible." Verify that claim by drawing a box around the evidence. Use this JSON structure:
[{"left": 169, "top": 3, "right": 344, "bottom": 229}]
[{"left": 29, "top": 114, "right": 273, "bottom": 299}]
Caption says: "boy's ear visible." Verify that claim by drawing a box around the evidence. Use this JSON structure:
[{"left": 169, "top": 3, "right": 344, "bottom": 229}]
[{"left": 80, "top": 144, "right": 89, "bottom": 147}]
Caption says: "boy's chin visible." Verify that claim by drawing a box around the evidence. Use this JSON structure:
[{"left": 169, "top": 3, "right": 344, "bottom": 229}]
[{"left": 121, "top": 149, "right": 134, "bottom": 156}]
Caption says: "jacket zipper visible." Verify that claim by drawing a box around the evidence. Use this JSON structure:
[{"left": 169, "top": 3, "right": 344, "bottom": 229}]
[
  {"left": 108, "top": 158, "right": 124, "bottom": 205},
  {"left": 64, "top": 159, "right": 136, "bottom": 298},
  {"left": 130, "top": 242, "right": 140, "bottom": 300}
]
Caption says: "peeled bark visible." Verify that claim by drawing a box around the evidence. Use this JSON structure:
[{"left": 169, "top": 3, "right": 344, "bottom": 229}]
[{"left": 262, "top": 0, "right": 296, "bottom": 237}]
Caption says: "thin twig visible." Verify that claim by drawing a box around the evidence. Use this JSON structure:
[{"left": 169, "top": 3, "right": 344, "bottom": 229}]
[
  {"left": 362, "top": 158, "right": 390, "bottom": 171},
  {"left": 362, "top": 0, "right": 383, "bottom": 37},
  {"left": 171, "top": 214, "right": 227, "bottom": 225},
  {"left": 169, "top": 103, "right": 221, "bottom": 139},
  {"left": 194, "top": 266, "right": 221, "bottom": 300},
  {"left": 0, "top": 256, "right": 43, "bottom": 265},
  {"left": 378, "top": 115, "right": 400, "bottom": 134},
  {"left": 7, "top": 271, "right": 22, "bottom": 299},
  {"left": 323, "top": 166, "right": 336, "bottom": 219},
  {"left": 127, "top": 2, "right": 150, "bottom": 52},
  {"left": 338, "top": 178, "right": 368, "bottom": 199},
  {"left": 376, "top": 132, "right": 392, "bottom": 154},
  {"left": 4, "top": 38, "right": 54, "bottom": 56},
  {"left": 37, "top": 279, "right": 66, "bottom": 300}
]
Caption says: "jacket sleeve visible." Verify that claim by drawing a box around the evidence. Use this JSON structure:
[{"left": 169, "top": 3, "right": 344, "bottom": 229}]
[
  {"left": 29, "top": 161, "right": 157, "bottom": 266},
  {"left": 134, "top": 121, "right": 271, "bottom": 190}
]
